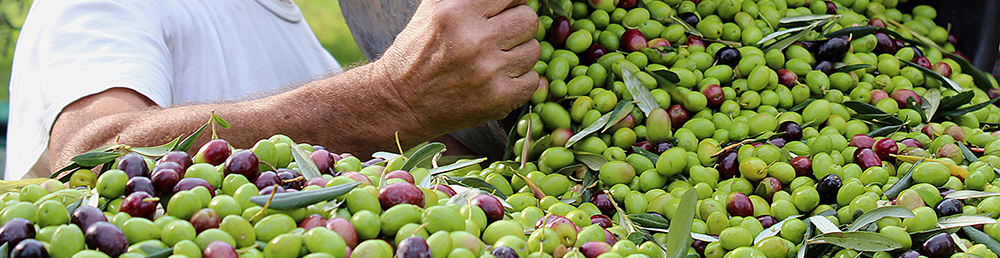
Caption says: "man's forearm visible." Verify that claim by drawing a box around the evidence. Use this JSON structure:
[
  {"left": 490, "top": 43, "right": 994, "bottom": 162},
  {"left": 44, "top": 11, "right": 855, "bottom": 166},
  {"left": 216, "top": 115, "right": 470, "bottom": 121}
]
[{"left": 50, "top": 62, "right": 435, "bottom": 172}]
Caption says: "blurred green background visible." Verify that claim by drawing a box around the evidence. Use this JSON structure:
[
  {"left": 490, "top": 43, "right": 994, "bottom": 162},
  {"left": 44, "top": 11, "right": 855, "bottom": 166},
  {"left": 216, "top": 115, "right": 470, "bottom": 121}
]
[{"left": 0, "top": 0, "right": 367, "bottom": 101}]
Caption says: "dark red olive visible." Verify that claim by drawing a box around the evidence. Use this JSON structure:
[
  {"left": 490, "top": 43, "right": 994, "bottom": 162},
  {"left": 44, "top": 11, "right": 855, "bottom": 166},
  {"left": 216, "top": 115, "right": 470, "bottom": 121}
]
[
  {"left": 814, "top": 60, "right": 835, "bottom": 75},
  {"left": 873, "top": 31, "right": 898, "bottom": 54},
  {"left": 621, "top": 29, "right": 648, "bottom": 52},
  {"left": 853, "top": 148, "right": 883, "bottom": 171},
  {"left": 667, "top": 105, "right": 689, "bottom": 129},
  {"left": 678, "top": 12, "right": 700, "bottom": 27},
  {"left": 584, "top": 44, "right": 609, "bottom": 65},
  {"left": 590, "top": 191, "right": 614, "bottom": 216},
  {"left": 868, "top": 18, "right": 887, "bottom": 28},
  {"left": 718, "top": 151, "right": 739, "bottom": 179},
  {"left": 901, "top": 138, "right": 924, "bottom": 148},
  {"left": 654, "top": 142, "right": 674, "bottom": 154},
  {"left": 816, "top": 174, "right": 842, "bottom": 204},
  {"left": 824, "top": 1, "right": 837, "bottom": 14},
  {"left": 873, "top": 138, "right": 899, "bottom": 161},
  {"left": 777, "top": 121, "right": 803, "bottom": 141},
  {"left": 849, "top": 134, "right": 875, "bottom": 149},
  {"left": 912, "top": 57, "right": 932, "bottom": 69},
  {"left": 934, "top": 198, "right": 963, "bottom": 217},
  {"left": 702, "top": 84, "right": 725, "bottom": 107},
  {"left": 777, "top": 69, "right": 798, "bottom": 87},
  {"left": 921, "top": 233, "right": 956, "bottom": 258},
  {"left": 757, "top": 215, "right": 778, "bottom": 229},
  {"left": 790, "top": 156, "right": 812, "bottom": 177},
  {"left": 715, "top": 47, "right": 741, "bottom": 67},
  {"left": 817, "top": 37, "right": 849, "bottom": 61},
  {"left": 548, "top": 16, "right": 572, "bottom": 47}
]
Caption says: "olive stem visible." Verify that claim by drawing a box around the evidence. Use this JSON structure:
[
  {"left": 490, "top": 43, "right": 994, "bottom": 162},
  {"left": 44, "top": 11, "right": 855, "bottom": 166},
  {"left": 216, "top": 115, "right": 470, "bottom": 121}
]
[{"left": 250, "top": 185, "right": 279, "bottom": 222}]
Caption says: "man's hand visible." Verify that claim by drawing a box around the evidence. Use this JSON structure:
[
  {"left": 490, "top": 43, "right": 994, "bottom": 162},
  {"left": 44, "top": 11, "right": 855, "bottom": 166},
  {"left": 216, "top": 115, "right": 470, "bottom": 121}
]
[
  {"left": 45, "top": 0, "right": 541, "bottom": 177},
  {"left": 377, "top": 0, "right": 541, "bottom": 134}
]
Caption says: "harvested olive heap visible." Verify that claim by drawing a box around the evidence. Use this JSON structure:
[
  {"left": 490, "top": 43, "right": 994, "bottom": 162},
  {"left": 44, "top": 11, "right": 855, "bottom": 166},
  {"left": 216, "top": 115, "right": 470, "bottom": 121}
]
[{"left": 5, "top": 0, "right": 1000, "bottom": 258}]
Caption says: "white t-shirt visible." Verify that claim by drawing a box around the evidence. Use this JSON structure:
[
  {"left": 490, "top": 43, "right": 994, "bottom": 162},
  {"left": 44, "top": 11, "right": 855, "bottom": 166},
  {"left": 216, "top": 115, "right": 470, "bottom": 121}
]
[{"left": 6, "top": 0, "right": 343, "bottom": 180}]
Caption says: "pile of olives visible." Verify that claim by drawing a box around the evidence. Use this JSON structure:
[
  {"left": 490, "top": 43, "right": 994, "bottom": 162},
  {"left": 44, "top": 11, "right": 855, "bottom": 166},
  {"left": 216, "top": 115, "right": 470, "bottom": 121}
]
[{"left": 5, "top": 0, "right": 1000, "bottom": 257}]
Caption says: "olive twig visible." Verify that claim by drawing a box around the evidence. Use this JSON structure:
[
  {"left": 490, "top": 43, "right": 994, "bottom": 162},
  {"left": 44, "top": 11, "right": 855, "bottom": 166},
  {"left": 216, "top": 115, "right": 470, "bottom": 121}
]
[{"left": 250, "top": 186, "right": 279, "bottom": 222}]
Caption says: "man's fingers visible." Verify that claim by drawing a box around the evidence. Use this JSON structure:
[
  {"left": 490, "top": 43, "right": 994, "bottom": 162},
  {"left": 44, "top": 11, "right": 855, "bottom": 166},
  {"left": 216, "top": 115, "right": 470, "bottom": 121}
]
[
  {"left": 500, "top": 38, "right": 541, "bottom": 78},
  {"left": 495, "top": 70, "right": 540, "bottom": 113},
  {"left": 488, "top": 5, "right": 539, "bottom": 51},
  {"left": 472, "top": 0, "right": 528, "bottom": 17}
]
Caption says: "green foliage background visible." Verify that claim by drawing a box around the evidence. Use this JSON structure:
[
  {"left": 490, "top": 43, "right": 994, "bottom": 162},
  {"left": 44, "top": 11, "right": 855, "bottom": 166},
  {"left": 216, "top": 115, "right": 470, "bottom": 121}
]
[{"left": 0, "top": 0, "right": 367, "bottom": 101}]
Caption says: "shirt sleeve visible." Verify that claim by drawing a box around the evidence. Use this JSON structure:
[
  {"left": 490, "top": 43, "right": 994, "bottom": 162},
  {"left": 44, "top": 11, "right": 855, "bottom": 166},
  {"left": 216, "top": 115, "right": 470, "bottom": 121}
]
[{"left": 5, "top": 0, "right": 173, "bottom": 179}]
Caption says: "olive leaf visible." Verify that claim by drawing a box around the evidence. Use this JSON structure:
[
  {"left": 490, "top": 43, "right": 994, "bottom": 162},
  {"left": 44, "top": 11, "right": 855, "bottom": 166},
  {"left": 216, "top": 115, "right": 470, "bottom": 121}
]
[
  {"left": 757, "top": 26, "right": 809, "bottom": 46},
  {"left": 937, "top": 215, "right": 997, "bottom": 229},
  {"left": 877, "top": 27, "right": 923, "bottom": 46},
  {"left": 580, "top": 167, "right": 599, "bottom": 201},
  {"left": 914, "top": 184, "right": 943, "bottom": 207},
  {"left": 883, "top": 157, "right": 923, "bottom": 199},
  {"left": 554, "top": 164, "right": 588, "bottom": 179},
  {"left": 623, "top": 68, "right": 659, "bottom": 116},
  {"left": 174, "top": 120, "right": 210, "bottom": 152},
  {"left": 958, "top": 142, "right": 979, "bottom": 164},
  {"left": 371, "top": 151, "right": 401, "bottom": 161},
  {"left": 444, "top": 176, "right": 508, "bottom": 200},
  {"left": 825, "top": 26, "right": 878, "bottom": 38},
  {"left": 132, "top": 135, "right": 183, "bottom": 157},
  {"left": 796, "top": 218, "right": 815, "bottom": 258},
  {"left": 648, "top": 68, "right": 681, "bottom": 85},
  {"left": 906, "top": 97, "right": 927, "bottom": 123},
  {"left": 669, "top": 15, "right": 703, "bottom": 37},
  {"left": 924, "top": 88, "right": 943, "bottom": 123},
  {"left": 71, "top": 151, "right": 123, "bottom": 167},
  {"left": 835, "top": 64, "right": 873, "bottom": 73},
  {"left": 428, "top": 158, "right": 488, "bottom": 176},
  {"left": 755, "top": 215, "right": 802, "bottom": 244},
  {"left": 666, "top": 189, "right": 697, "bottom": 258},
  {"left": 938, "top": 90, "right": 975, "bottom": 111},
  {"left": 946, "top": 190, "right": 1000, "bottom": 200},
  {"left": 962, "top": 227, "right": 1000, "bottom": 255},
  {"left": 777, "top": 14, "right": 834, "bottom": 28},
  {"left": 762, "top": 20, "right": 823, "bottom": 52},
  {"left": 935, "top": 95, "right": 1000, "bottom": 119},
  {"left": 944, "top": 52, "right": 998, "bottom": 91},
  {"left": 808, "top": 231, "right": 903, "bottom": 252},
  {"left": 702, "top": 38, "right": 742, "bottom": 48},
  {"left": 868, "top": 124, "right": 904, "bottom": 138},
  {"left": 629, "top": 213, "right": 671, "bottom": 229},
  {"left": 212, "top": 113, "right": 231, "bottom": 128},
  {"left": 541, "top": 0, "right": 568, "bottom": 17},
  {"left": 322, "top": 199, "right": 342, "bottom": 213},
  {"left": 248, "top": 182, "right": 360, "bottom": 210},
  {"left": 843, "top": 100, "right": 907, "bottom": 124},
  {"left": 632, "top": 146, "right": 660, "bottom": 163},
  {"left": 54, "top": 163, "right": 83, "bottom": 176},
  {"left": 401, "top": 142, "right": 446, "bottom": 171},
  {"left": 566, "top": 112, "right": 612, "bottom": 148},
  {"left": 574, "top": 152, "right": 607, "bottom": 171},
  {"left": 848, "top": 206, "right": 915, "bottom": 232},
  {"left": 899, "top": 58, "right": 963, "bottom": 92},
  {"left": 604, "top": 101, "right": 636, "bottom": 133},
  {"left": 290, "top": 144, "right": 322, "bottom": 180},
  {"left": 140, "top": 244, "right": 169, "bottom": 258},
  {"left": 809, "top": 216, "right": 842, "bottom": 234}
]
